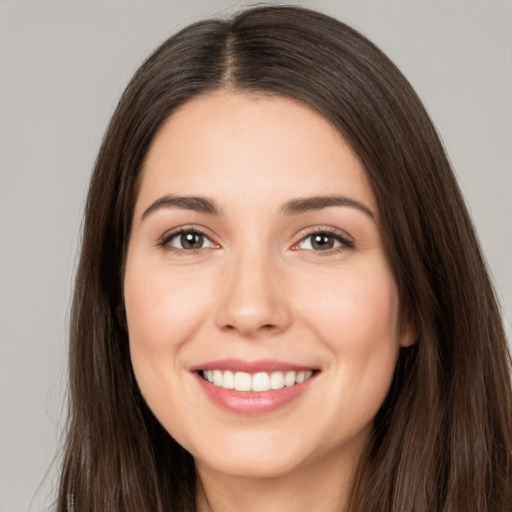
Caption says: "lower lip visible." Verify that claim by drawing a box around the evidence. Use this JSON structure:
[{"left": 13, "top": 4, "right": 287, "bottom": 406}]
[{"left": 194, "top": 373, "right": 316, "bottom": 415}]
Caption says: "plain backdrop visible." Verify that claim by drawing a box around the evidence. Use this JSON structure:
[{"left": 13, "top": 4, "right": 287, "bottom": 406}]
[{"left": 1, "top": 1, "right": 511, "bottom": 510}]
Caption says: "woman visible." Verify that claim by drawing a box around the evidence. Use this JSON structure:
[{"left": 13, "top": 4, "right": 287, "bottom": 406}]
[{"left": 58, "top": 5, "right": 512, "bottom": 511}]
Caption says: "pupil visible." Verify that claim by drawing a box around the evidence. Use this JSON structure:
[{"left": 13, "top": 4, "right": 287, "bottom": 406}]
[
  {"left": 312, "top": 234, "right": 333, "bottom": 250},
  {"left": 181, "top": 232, "right": 203, "bottom": 249}
]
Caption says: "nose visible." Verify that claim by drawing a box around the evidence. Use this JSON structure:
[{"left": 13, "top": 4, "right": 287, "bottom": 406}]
[{"left": 214, "top": 249, "right": 292, "bottom": 337}]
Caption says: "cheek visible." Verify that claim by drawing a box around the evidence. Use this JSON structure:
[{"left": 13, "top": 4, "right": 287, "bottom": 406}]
[
  {"left": 292, "top": 265, "right": 401, "bottom": 444},
  {"left": 124, "top": 263, "right": 210, "bottom": 352},
  {"left": 303, "top": 264, "right": 400, "bottom": 348},
  {"left": 298, "top": 261, "right": 401, "bottom": 410},
  {"left": 123, "top": 259, "right": 216, "bottom": 406},
  {"left": 334, "top": 268, "right": 399, "bottom": 390},
  {"left": 123, "top": 257, "right": 217, "bottom": 433}
]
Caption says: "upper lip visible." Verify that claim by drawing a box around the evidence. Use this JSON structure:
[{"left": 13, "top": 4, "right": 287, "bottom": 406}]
[{"left": 190, "top": 359, "right": 318, "bottom": 373}]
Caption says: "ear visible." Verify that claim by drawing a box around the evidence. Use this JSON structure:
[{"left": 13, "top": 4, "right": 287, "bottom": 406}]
[{"left": 398, "top": 310, "right": 417, "bottom": 348}]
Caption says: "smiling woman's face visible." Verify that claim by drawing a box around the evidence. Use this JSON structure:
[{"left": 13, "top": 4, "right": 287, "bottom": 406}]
[{"left": 124, "top": 92, "right": 411, "bottom": 483}]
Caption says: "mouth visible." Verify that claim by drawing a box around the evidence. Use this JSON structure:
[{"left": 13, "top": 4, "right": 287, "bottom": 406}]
[
  {"left": 192, "top": 359, "right": 320, "bottom": 414},
  {"left": 199, "top": 369, "right": 316, "bottom": 392}
]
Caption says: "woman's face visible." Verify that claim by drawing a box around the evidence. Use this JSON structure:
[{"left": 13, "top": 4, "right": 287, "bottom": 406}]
[{"left": 124, "top": 92, "right": 411, "bottom": 482}]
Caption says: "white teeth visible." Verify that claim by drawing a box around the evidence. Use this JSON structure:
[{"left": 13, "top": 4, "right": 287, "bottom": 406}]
[
  {"left": 234, "top": 371, "right": 252, "bottom": 391},
  {"left": 284, "top": 371, "right": 296, "bottom": 387},
  {"left": 202, "top": 369, "right": 315, "bottom": 392},
  {"left": 270, "top": 371, "right": 285, "bottom": 389},
  {"left": 223, "top": 370, "right": 235, "bottom": 389},
  {"left": 252, "top": 372, "right": 270, "bottom": 392},
  {"left": 213, "top": 370, "right": 223, "bottom": 386}
]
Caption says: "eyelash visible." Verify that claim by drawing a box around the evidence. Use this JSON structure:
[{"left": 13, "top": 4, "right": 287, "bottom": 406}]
[
  {"left": 158, "top": 226, "right": 216, "bottom": 253},
  {"left": 292, "top": 227, "right": 355, "bottom": 254},
  {"left": 158, "top": 226, "right": 355, "bottom": 254}
]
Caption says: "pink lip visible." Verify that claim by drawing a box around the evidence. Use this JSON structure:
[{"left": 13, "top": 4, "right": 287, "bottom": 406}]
[
  {"left": 191, "top": 359, "right": 319, "bottom": 416},
  {"left": 190, "top": 358, "right": 315, "bottom": 373}
]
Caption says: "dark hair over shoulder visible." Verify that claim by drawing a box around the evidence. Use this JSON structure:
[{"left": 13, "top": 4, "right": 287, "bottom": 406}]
[{"left": 58, "top": 6, "right": 512, "bottom": 511}]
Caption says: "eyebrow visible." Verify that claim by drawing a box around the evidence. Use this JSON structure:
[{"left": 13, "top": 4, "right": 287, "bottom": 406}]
[
  {"left": 281, "top": 195, "right": 375, "bottom": 220},
  {"left": 141, "top": 195, "right": 219, "bottom": 220},
  {"left": 141, "top": 194, "right": 375, "bottom": 221}
]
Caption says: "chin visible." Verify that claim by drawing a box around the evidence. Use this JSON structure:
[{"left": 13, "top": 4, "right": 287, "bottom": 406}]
[
  {"left": 197, "top": 454, "right": 305, "bottom": 480},
  {"left": 191, "top": 432, "right": 329, "bottom": 482}
]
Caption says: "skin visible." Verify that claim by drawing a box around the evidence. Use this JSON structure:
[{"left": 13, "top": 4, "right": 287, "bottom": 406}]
[{"left": 124, "top": 91, "right": 412, "bottom": 512}]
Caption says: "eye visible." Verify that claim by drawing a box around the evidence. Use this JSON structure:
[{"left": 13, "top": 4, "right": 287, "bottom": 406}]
[
  {"left": 163, "top": 230, "right": 216, "bottom": 251},
  {"left": 296, "top": 230, "right": 354, "bottom": 252}
]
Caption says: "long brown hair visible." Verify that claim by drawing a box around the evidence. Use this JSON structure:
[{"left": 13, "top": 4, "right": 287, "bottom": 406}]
[{"left": 58, "top": 6, "right": 512, "bottom": 511}]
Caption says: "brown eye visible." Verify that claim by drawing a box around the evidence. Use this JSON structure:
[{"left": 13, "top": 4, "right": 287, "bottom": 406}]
[
  {"left": 180, "top": 232, "right": 204, "bottom": 249},
  {"left": 165, "top": 230, "right": 215, "bottom": 250},
  {"left": 297, "top": 230, "right": 353, "bottom": 252},
  {"left": 311, "top": 233, "right": 336, "bottom": 250}
]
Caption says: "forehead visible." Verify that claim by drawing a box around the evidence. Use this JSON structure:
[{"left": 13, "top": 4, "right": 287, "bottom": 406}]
[{"left": 137, "top": 91, "right": 376, "bottom": 215}]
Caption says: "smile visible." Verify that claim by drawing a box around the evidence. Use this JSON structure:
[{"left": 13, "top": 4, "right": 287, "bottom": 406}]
[
  {"left": 193, "top": 360, "right": 320, "bottom": 414},
  {"left": 201, "top": 369, "right": 314, "bottom": 392}
]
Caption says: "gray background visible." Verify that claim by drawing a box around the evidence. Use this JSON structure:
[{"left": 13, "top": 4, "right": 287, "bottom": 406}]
[{"left": 1, "top": 1, "right": 511, "bottom": 510}]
